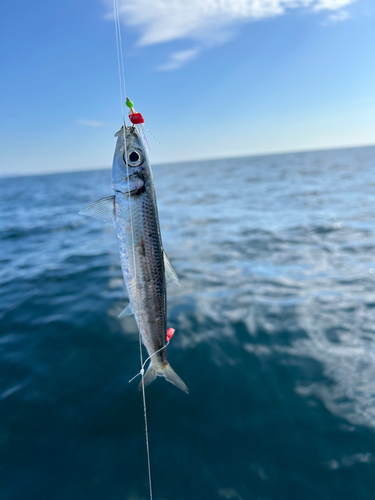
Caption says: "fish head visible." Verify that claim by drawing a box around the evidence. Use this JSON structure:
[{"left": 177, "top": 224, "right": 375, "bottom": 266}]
[{"left": 111, "top": 125, "right": 148, "bottom": 193}]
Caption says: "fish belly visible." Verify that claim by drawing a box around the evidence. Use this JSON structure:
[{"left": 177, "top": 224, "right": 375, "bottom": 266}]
[{"left": 114, "top": 191, "right": 167, "bottom": 362}]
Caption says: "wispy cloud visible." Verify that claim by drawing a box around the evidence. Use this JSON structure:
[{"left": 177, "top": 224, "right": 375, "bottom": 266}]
[
  {"left": 110, "top": 0, "right": 357, "bottom": 68},
  {"left": 322, "top": 9, "right": 351, "bottom": 24},
  {"left": 77, "top": 119, "right": 104, "bottom": 127},
  {"left": 314, "top": 0, "right": 356, "bottom": 11},
  {"left": 157, "top": 48, "right": 199, "bottom": 71}
]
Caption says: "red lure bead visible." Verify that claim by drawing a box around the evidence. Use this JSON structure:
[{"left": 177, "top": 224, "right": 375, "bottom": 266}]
[
  {"left": 129, "top": 112, "right": 144, "bottom": 124},
  {"left": 166, "top": 328, "right": 175, "bottom": 342}
]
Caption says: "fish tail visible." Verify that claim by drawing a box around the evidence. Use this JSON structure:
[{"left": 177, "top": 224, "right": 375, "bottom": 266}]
[
  {"left": 140, "top": 362, "right": 189, "bottom": 393},
  {"left": 163, "top": 363, "right": 189, "bottom": 393}
]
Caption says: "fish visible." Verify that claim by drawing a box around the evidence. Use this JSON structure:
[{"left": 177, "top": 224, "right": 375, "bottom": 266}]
[{"left": 80, "top": 125, "right": 188, "bottom": 393}]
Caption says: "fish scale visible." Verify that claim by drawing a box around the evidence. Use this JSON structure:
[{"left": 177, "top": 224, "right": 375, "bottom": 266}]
[{"left": 115, "top": 187, "right": 167, "bottom": 360}]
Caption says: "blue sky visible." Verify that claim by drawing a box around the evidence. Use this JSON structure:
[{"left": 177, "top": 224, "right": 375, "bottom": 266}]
[{"left": 0, "top": 0, "right": 374, "bottom": 175}]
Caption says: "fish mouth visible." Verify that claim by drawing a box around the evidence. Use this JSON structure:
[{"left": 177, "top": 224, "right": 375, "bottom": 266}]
[
  {"left": 130, "top": 185, "right": 146, "bottom": 196},
  {"left": 115, "top": 173, "right": 145, "bottom": 195},
  {"left": 115, "top": 185, "right": 145, "bottom": 196}
]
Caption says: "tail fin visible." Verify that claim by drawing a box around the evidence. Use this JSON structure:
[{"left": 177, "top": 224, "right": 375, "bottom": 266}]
[{"left": 140, "top": 362, "right": 189, "bottom": 394}]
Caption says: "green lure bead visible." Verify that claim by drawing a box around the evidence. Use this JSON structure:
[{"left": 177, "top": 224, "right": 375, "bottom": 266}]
[{"left": 126, "top": 98, "right": 134, "bottom": 109}]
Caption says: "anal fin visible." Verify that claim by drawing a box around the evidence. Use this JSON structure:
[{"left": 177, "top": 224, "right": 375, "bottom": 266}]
[
  {"left": 163, "top": 250, "right": 180, "bottom": 286},
  {"left": 118, "top": 303, "right": 134, "bottom": 318}
]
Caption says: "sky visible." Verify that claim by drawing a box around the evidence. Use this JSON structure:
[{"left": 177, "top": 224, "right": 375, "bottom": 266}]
[{"left": 0, "top": 0, "right": 374, "bottom": 175}]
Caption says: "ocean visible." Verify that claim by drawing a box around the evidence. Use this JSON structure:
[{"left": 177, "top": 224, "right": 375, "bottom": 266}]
[{"left": 1, "top": 145, "right": 375, "bottom": 500}]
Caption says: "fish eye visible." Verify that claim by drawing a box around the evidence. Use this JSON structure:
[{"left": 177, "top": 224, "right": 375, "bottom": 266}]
[
  {"left": 129, "top": 151, "right": 139, "bottom": 162},
  {"left": 125, "top": 149, "right": 142, "bottom": 167}
]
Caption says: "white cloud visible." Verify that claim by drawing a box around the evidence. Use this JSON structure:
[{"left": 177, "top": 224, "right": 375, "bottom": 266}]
[
  {"left": 157, "top": 48, "right": 200, "bottom": 71},
  {"left": 77, "top": 119, "right": 104, "bottom": 127},
  {"left": 314, "top": 0, "right": 355, "bottom": 11},
  {"left": 322, "top": 8, "right": 351, "bottom": 24},
  {"left": 109, "top": 0, "right": 357, "bottom": 68}
]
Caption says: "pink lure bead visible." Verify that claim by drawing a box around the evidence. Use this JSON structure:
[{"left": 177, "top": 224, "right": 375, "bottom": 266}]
[{"left": 166, "top": 328, "right": 175, "bottom": 342}]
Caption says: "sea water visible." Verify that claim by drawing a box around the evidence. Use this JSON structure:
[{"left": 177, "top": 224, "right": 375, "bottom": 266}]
[{"left": 1, "top": 146, "right": 375, "bottom": 500}]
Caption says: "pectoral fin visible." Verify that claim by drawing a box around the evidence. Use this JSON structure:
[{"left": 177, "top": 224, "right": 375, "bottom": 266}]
[
  {"left": 163, "top": 250, "right": 180, "bottom": 286},
  {"left": 79, "top": 196, "right": 115, "bottom": 224}
]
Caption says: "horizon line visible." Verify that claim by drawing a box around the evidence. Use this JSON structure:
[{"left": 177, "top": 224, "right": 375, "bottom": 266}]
[{"left": 1, "top": 142, "right": 374, "bottom": 179}]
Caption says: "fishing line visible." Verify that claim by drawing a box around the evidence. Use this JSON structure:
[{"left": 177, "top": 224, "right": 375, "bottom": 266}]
[
  {"left": 113, "top": 0, "right": 126, "bottom": 122},
  {"left": 143, "top": 124, "right": 161, "bottom": 145},
  {"left": 128, "top": 341, "right": 171, "bottom": 384},
  {"left": 112, "top": 2, "right": 154, "bottom": 500}
]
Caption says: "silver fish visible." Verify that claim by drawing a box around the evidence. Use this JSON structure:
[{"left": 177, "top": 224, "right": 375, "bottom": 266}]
[{"left": 80, "top": 125, "right": 188, "bottom": 393}]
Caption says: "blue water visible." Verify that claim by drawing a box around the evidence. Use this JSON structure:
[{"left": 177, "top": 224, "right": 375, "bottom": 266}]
[{"left": 1, "top": 146, "right": 375, "bottom": 500}]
